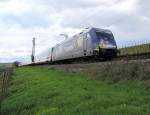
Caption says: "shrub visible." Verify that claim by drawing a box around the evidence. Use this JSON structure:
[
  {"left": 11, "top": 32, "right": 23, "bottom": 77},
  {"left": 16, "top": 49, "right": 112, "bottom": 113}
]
[{"left": 13, "top": 61, "right": 20, "bottom": 67}]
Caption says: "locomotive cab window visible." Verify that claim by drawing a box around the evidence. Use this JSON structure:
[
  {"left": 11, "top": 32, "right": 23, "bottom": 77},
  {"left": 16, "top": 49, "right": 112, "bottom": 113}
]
[{"left": 96, "top": 32, "right": 114, "bottom": 40}]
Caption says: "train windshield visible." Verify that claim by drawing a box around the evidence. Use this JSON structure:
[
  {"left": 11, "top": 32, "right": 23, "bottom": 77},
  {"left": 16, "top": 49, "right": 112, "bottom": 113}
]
[
  {"left": 96, "top": 31, "right": 116, "bottom": 46},
  {"left": 96, "top": 32, "right": 114, "bottom": 40}
]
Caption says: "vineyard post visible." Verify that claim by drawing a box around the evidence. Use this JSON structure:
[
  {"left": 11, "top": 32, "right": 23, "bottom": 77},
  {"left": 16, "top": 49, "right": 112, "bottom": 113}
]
[{"left": 149, "top": 41, "right": 150, "bottom": 58}]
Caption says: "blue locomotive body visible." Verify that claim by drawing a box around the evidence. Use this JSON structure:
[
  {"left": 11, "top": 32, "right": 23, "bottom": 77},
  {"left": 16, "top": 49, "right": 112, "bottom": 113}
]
[{"left": 35, "top": 27, "right": 117, "bottom": 63}]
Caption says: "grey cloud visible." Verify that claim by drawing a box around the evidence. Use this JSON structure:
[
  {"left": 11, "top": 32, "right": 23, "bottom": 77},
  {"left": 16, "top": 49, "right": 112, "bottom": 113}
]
[
  {"left": 0, "top": 0, "right": 9, "bottom": 2},
  {"left": 59, "top": 6, "right": 126, "bottom": 28},
  {"left": 58, "top": 0, "right": 150, "bottom": 43},
  {"left": 138, "top": 0, "right": 150, "bottom": 18},
  {"left": 36, "top": 0, "right": 123, "bottom": 11},
  {"left": 0, "top": 12, "right": 53, "bottom": 28},
  {"left": 38, "top": 0, "right": 103, "bottom": 9}
]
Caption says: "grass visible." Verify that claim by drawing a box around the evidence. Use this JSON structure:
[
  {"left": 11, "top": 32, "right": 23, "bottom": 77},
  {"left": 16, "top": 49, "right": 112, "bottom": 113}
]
[
  {"left": 1, "top": 67, "right": 150, "bottom": 115},
  {"left": 119, "top": 43, "right": 150, "bottom": 55},
  {"left": 49, "top": 61, "right": 150, "bottom": 89}
]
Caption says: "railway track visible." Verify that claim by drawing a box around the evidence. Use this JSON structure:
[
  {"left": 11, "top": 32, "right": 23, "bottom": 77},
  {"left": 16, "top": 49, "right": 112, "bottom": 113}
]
[{"left": 25, "top": 52, "right": 150, "bottom": 67}]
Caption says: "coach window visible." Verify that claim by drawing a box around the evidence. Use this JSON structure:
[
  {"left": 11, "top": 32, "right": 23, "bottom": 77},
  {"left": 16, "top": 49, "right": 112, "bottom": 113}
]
[
  {"left": 87, "top": 33, "right": 91, "bottom": 39},
  {"left": 56, "top": 46, "right": 59, "bottom": 56},
  {"left": 76, "top": 35, "right": 83, "bottom": 48}
]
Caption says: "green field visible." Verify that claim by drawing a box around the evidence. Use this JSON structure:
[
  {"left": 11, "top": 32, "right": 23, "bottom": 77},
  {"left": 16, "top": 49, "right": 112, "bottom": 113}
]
[
  {"left": 119, "top": 43, "right": 150, "bottom": 55},
  {"left": 1, "top": 67, "right": 150, "bottom": 115}
]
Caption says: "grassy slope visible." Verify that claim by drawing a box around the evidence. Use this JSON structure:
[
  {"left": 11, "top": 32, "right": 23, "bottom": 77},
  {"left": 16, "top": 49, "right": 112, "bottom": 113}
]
[
  {"left": 1, "top": 67, "right": 150, "bottom": 115},
  {"left": 119, "top": 43, "right": 150, "bottom": 55}
]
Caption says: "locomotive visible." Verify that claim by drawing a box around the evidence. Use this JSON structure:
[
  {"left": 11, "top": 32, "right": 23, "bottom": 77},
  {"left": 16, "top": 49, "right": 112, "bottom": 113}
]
[{"left": 35, "top": 27, "right": 118, "bottom": 64}]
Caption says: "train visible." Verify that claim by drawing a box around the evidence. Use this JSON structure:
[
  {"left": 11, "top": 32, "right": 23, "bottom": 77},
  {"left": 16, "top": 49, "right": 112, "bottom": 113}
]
[{"left": 21, "top": 27, "right": 118, "bottom": 66}]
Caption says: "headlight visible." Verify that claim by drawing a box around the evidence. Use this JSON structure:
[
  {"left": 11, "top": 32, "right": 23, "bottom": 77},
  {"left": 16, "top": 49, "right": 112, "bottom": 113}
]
[{"left": 99, "top": 44, "right": 107, "bottom": 48}]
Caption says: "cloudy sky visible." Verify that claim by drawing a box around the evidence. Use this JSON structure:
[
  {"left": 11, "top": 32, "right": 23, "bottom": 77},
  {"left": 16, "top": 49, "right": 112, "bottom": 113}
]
[{"left": 0, "top": 0, "right": 150, "bottom": 63}]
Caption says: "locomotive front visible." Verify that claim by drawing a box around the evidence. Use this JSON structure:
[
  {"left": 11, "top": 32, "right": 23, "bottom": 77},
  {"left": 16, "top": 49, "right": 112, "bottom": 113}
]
[{"left": 92, "top": 28, "right": 117, "bottom": 59}]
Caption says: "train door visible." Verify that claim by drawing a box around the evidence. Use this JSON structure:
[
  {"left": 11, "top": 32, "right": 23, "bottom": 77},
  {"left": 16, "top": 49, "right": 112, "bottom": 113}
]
[
  {"left": 83, "top": 33, "right": 92, "bottom": 56},
  {"left": 83, "top": 34, "right": 87, "bottom": 56}
]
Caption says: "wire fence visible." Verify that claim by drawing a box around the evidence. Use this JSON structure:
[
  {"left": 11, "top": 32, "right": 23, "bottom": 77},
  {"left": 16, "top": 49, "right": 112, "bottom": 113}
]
[{"left": 0, "top": 67, "right": 14, "bottom": 102}]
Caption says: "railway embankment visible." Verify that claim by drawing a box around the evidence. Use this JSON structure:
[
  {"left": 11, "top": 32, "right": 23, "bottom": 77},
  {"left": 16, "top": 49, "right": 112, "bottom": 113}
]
[{"left": 46, "top": 59, "right": 150, "bottom": 89}]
